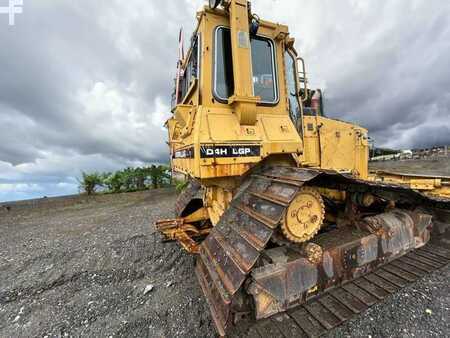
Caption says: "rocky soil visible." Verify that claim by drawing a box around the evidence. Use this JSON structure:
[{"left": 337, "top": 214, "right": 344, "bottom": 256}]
[
  {"left": 0, "top": 184, "right": 448, "bottom": 337},
  {"left": 370, "top": 158, "right": 450, "bottom": 176},
  {"left": 0, "top": 189, "right": 215, "bottom": 338}
]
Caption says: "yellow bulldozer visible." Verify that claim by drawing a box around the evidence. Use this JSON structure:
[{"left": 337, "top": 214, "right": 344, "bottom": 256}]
[{"left": 156, "top": 1, "right": 450, "bottom": 336}]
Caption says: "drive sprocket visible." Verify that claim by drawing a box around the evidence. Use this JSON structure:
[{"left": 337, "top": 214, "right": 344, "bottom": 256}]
[{"left": 281, "top": 186, "right": 325, "bottom": 243}]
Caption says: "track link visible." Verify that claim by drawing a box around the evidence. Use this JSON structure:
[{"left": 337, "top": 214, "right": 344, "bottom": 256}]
[
  {"left": 196, "top": 168, "right": 311, "bottom": 335},
  {"left": 228, "top": 241, "right": 450, "bottom": 337},
  {"left": 194, "top": 166, "right": 450, "bottom": 336}
]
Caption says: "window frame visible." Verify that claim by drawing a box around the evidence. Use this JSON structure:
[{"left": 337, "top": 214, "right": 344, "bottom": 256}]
[
  {"left": 179, "top": 33, "right": 201, "bottom": 104},
  {"left": 250, "top": 34, "right": 279, "bottom": 105},
  {"left": 284, "top": 48, "right": 303, "bottom": 133},
  {"left": 212, "top": 26, "right": 279, "bottom": 105},
  {"left": 284, "top": 49, "right": 301, "bottom": 112},
  {"left": 213, "top": 26, "right": 233, "bottom": 103}
]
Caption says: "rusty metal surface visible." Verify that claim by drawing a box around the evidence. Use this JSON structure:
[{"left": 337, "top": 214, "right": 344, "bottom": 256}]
[
  {"left": 175, "top": 179, "right": 202, "bottom": 216},
  {"left": 306, "top": 167, "right": 450, "bottom": 209},
  {"left": 228, "top": 242, "right": 450, "bottom": 337},
  {"left": 195, "top": 258, "right": 230, "bottom": 337},
  {"left": 155, "top": 207, "right": 210, "bottom": 253},
  {"left": 247, "top": 209, "right": 429, "bottom": 320},
  {"left": 196, "top": 171, "right": 303, "bottom": 332},
  {"left": 194, "top": 166, "right": 450, "bottom": 335}
]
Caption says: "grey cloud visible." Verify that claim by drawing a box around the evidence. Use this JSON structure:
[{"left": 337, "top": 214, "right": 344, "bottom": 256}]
[
  {"left": 304, "top": 1, "right": 450, "bottom": 147},
  {"left": 0, "top": 1, "right": 194, "bottom": 167},
  {"left": 1, "top": 0, "right": 449, "bottom": 201}
]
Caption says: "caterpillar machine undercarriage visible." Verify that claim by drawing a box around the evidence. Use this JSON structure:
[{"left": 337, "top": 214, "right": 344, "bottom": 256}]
[{"left": 156, "top": 0, "right": 450, "bottom": 336}]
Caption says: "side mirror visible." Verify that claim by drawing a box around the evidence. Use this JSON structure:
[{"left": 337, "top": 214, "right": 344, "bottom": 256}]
[{"left": 209, "top": 0, "right": 221, "bottom": 9}]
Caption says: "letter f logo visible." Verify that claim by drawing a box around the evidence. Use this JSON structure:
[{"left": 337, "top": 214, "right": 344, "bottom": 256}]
[{"left": 0, "top": 0, "right": 23, "bottom": 26}]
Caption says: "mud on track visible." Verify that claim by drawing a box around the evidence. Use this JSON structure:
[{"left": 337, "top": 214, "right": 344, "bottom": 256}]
[{"left": 0, "top": 187, "right": 448, "bottom": 337}]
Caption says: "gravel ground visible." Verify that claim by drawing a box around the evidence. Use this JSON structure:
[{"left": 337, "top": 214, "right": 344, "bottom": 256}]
[
  {"left": 329, "top": 266, "right": 449, "bottom": 338},
  {"left": 370, "top": 158, "right": 450, "bottom": 176},
  {"left": 0, "top": 189, "right": 215, "bottom": 338},
  {"left": 0, "top": 188, "right": 448, "bottom": 338}
]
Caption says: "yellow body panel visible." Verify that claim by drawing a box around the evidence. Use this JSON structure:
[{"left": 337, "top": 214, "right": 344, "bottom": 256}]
[
  {"left": 301, "top": 116, "right": 369, "bottom": 178},
  {"left": 205, "top": 186, "right": 233, "bottom": 225},
  {"left": 371, "top": 171, "right": 450, "bottom": 198}
]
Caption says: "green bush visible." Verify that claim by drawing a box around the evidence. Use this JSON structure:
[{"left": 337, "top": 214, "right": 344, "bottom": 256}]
[
  {"left": 79, "top": 165, "right": 172, "bottom": 195},
  {"left": 103, "top": 172, "right": 123, "bottom": 193},
  {"left": 79, "top": 172, "right": 104, "bottom": 195},
  {"left": 174, "top": 179, "right": 189, "bottom": 192},
  {"left": 147, "top": 165, "right": 171, "bottom": 189}
]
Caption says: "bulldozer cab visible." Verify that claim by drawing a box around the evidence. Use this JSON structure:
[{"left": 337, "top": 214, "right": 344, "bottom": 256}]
[
  {"left": 173, "top": 9, "right": 296, "bottom": 109},
  {"left": 173, "top": 10, "right": 316, "bottom": 133},
  {"left": 168, "top": 1, "right": 369, "bottom": 181}
]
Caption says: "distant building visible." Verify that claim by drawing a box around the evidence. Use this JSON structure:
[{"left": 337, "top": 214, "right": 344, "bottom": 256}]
[{"left": 370, "top": 146, "right": 449, "bottom": 161}]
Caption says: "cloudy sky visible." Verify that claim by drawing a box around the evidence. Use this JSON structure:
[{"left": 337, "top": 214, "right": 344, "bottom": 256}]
[{"left": 1, "top": 0, "right": 449, "bottom": 202}]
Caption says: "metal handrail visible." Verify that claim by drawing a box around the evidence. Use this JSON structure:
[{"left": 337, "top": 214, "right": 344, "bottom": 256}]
[{"left": 297, "top": 57, "right": 308, "bottom": 102}]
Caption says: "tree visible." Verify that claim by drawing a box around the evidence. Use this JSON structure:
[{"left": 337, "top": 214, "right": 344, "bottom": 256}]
[
  {"left": 134, "top": 167, "right": 146, "bottom": 190},
  {"left": 121, "top": 167, "right": 136, "bottom": 192},
  {"left": 147, "top": 165, "right": 171, "bottom": 189},
  {"left": 103, "top": 172, "right": 123, "bottom": 193},
  {"left": 79, "top": 172, "right": 103, "bottom": 195},
  {"left": 78, "top": 165, "right": 172, "bottom": 196}
]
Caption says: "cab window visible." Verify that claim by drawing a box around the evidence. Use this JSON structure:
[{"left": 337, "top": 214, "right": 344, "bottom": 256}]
[
  {"left": 251, "top": 37, "right": 277, "bottom": 103},
  {"left": 214, "top": 27, "right": 278, "bottom": 104},
  {"left": 179, "top": 35, "right": 200, "bottom": 103},
  {"left": 285, "top": 51, "right": 301, "bottom": 124},
  {"left": 214, "top": 28, "right": 234, "bottom": 100}
]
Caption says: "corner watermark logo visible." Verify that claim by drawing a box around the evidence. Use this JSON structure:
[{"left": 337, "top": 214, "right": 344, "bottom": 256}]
[{"left": 0, "top": 0, "right": 23, "bottom": 26}]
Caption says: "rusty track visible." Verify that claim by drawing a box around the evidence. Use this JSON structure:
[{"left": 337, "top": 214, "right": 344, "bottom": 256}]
[
  {"left": 194, "top": 166, "right": 450, "bottom": 336},
  {"left": 175, "top": 179, "right": 202, "bottom": 216},
  {"left": 227, "top": 241, "right": 450, "bottom": 337},
  {"left": 196, "top": 168, "right": 308, "bottom": 335}
]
